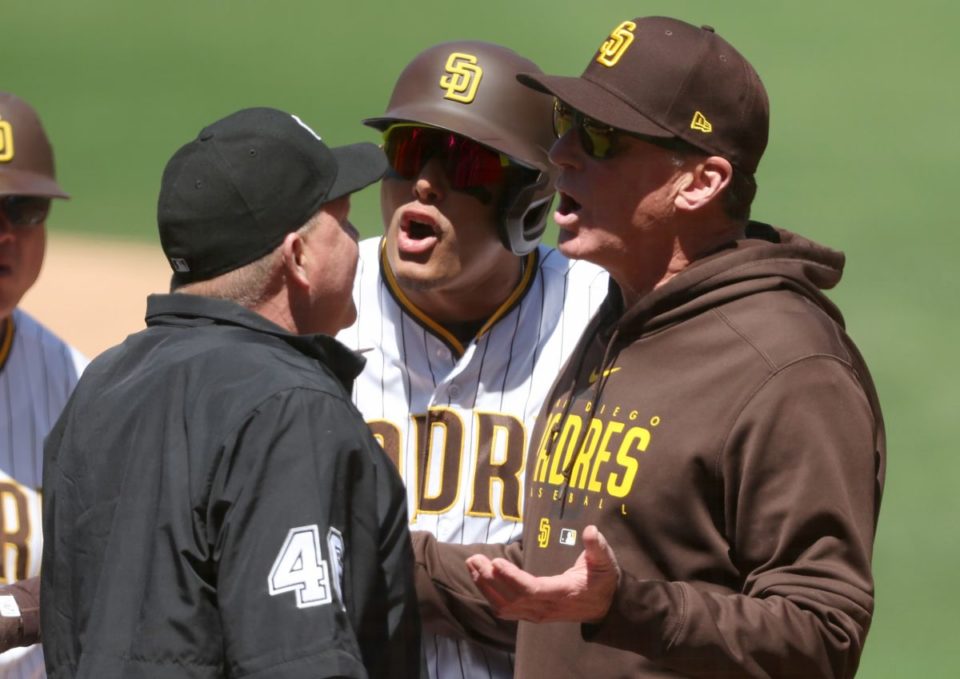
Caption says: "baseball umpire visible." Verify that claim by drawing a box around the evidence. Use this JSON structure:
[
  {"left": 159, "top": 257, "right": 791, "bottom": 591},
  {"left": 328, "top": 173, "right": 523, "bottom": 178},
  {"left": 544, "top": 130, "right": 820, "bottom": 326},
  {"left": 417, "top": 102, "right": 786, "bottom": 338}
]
[
  {"left": 40, "top": 107, "right": 422, "bottom": 678},
  {"left": 336, "top": 41, "right": 608, "bottom": 679},
  {"left": 0, "top": 92, "right": 87, "bottom": 678}
]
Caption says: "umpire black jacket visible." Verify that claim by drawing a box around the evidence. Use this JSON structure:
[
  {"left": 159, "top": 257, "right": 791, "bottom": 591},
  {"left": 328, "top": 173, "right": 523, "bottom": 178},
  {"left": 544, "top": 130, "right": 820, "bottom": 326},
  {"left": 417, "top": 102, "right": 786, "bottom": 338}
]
[{"left": 41, "top": 294, "right": 422, "bottom": 679}]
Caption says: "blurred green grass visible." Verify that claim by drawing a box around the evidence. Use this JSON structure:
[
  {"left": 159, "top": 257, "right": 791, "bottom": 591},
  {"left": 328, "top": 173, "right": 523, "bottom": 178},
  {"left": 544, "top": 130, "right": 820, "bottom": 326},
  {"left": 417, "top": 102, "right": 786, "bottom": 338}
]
[{"left": 4, "top": 1, "right": 957, "bottom": 675}]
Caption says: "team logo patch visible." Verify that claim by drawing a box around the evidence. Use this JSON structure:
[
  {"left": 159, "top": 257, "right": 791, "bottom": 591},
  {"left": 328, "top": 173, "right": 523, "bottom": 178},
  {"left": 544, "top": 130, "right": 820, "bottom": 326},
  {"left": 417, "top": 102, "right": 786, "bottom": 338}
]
[
  {"left": 537, "top": 517, "right": 551, "bottom": 548},
  {"left": 691, "top": 111, "right": 713, "bottom": 133},
  {"left": 440, "top": 52, "right": 483, "bottom": 103},
  {"left": 559, "top": 528, "right": 578, "bottom": 546},
  {"left": 0, "top": 118, "right": 13, "bottom": 163},
  {"left": 596, "top": 20, "right": 637, "bottom": 67}
]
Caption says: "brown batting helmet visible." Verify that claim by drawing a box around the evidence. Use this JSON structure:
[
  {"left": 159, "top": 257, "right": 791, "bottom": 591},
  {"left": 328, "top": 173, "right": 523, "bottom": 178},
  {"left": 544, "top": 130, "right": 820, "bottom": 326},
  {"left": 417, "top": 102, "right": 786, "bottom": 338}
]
[
  {"left": 0, "top": 93, "right": 69, "bottom": 199},
  {"left": 364, "top": 41, "right": 555, "bottom": 255}
]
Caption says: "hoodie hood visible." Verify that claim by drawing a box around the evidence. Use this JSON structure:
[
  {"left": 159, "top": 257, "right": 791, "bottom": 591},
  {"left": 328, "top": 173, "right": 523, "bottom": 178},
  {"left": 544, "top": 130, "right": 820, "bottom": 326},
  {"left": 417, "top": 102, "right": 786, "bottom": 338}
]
[{"left": 609, "top": 222, "right": 846, "bottom": 342}]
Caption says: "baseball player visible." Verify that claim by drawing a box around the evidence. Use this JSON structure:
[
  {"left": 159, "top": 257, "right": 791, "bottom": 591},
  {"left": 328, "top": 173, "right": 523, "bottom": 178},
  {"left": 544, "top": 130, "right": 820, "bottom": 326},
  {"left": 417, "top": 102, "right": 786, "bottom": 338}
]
[
  {"left": 336, "top": 42, "right": 608, "bottom": 679},
  {"left": 0, "top": 93, "right": 85, "bottom": 677}
]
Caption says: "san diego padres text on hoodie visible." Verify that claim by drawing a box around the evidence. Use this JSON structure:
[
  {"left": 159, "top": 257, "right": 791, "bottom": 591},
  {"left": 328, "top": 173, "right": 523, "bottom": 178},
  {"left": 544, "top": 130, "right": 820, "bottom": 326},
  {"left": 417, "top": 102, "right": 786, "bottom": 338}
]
[
  {"left": 507, "top": 223, "right": 885, "bottom": 678},
  {"left": 413, "top": 223, "right": 887, "bottom": 678}
]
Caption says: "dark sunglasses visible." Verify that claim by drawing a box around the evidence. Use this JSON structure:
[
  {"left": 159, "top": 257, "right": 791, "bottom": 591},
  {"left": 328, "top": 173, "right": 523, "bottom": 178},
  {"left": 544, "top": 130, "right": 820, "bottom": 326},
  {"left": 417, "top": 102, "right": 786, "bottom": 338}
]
[
  {"left": 553, "top": 99, "right": 691, "bottom": 159},
  {"left": 552, "top": 99, "right": 626, "bottom": 159},
  {"left": 0, "top": 195, "right": 51, "bottom": 228},
  {"left": 382, "top": 124, "right": 517, "bottom": 190}
]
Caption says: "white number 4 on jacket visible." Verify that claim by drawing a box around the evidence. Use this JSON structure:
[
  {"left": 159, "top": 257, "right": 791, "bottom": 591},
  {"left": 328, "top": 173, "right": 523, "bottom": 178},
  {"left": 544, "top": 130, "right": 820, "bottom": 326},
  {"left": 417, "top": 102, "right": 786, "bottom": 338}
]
[{"left": 268, "top": 525, "right": 333, "bottom": 608}]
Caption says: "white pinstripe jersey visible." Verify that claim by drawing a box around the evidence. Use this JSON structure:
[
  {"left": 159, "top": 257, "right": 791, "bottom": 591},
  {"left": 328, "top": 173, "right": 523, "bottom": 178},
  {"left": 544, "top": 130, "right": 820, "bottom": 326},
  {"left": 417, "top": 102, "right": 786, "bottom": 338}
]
[
  {"left": 0, "top": 309, "right": 87, "bottom": 678},
  {"left": 337, "top": 238, "right": 608, "bottom": 679}
]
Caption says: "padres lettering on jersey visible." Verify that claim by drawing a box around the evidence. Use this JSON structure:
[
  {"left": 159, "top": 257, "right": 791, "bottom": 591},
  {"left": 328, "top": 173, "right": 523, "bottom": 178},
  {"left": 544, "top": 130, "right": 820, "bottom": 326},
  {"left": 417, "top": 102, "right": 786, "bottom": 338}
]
[
  {"left": 338, "top": 238, "right": 608, "bottom": 679},
  {"left": 0, "top": 475, "right": 38, "bottom": 583},
  {"left": 370, "top": 408, "right": 524, "bottom": 522},
  {"left": 0, "top": 310, "right": 87, "bottom": 677}
]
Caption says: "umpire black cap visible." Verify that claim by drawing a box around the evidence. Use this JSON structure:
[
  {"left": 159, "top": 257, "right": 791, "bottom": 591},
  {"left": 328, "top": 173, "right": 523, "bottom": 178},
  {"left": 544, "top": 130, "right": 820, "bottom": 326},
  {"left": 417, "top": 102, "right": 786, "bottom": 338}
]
[{"left": 158, "top": 107, "right": 386, "bottom": 285}]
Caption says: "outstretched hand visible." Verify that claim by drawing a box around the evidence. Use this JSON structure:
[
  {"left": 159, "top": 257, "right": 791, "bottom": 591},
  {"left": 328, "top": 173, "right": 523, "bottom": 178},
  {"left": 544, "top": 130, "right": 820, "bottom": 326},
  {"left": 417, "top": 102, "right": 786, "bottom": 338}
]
[{"left": 464, "top": 525, "right": 620, "bottom": 624}]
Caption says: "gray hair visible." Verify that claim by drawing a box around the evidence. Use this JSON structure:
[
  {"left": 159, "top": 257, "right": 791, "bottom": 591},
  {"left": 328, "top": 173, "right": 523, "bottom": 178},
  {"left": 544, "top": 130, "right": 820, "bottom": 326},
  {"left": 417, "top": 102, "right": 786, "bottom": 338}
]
[{"left": 173, "top": 218, "right": 319, "bottom": 306}]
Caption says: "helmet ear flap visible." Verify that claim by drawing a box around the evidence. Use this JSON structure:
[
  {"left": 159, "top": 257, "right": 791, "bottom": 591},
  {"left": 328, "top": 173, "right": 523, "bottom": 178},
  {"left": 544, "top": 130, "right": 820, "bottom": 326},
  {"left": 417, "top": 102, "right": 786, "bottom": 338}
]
[{"left": 498, "top": 169, "right": 554, "bottom": 255}]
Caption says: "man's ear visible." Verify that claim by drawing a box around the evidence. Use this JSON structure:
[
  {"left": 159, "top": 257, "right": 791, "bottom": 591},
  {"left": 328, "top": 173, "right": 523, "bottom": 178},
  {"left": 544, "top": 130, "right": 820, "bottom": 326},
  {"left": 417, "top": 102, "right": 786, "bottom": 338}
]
[
  {"left": 675, "top": 156, "right": 732, "bottom": 212},
  {"left": 280, "top": 231, "right": 310, "bottom": 290}
]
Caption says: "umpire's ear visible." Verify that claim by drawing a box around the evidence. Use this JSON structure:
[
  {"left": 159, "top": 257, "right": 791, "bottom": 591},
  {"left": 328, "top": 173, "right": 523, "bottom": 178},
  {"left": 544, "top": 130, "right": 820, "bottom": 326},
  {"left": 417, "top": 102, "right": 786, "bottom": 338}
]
[{"left": 280, "top": 230, "right": 310, "bottom": 291}]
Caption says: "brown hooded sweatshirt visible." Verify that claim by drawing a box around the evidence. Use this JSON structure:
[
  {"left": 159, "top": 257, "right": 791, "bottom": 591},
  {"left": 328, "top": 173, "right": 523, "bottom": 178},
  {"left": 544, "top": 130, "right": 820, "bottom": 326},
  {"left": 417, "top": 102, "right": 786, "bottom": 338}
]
[{"left": 414, "top": 223, "right": 886, "bottom": 678}]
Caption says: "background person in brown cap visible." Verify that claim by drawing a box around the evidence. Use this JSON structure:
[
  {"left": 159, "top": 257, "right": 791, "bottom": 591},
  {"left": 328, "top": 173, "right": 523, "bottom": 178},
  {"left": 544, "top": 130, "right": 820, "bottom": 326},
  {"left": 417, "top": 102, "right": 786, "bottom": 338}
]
[
  {"left": 413, "top": 16, "right": 886, "bottom": 678},
  {"left": 38, "top": 107, "right": 423, "bottom": 678},
  {"left": 0, "top": 92, "right": 87, "bottom": 678}
]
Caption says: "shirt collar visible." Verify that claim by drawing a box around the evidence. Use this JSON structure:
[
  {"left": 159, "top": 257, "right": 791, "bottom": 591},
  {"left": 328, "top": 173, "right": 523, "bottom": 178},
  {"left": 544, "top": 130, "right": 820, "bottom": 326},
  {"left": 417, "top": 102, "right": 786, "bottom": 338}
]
[{"left": 145, "top": 293, "right": 366, "bottom": 385}]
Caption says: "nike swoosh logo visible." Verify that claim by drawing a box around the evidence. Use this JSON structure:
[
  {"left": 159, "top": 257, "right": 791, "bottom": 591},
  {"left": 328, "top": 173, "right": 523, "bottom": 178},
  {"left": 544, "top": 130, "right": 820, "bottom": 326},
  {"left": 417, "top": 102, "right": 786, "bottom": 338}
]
[{"left": 588, "top": 367, "right": 621, "bottom": 384}]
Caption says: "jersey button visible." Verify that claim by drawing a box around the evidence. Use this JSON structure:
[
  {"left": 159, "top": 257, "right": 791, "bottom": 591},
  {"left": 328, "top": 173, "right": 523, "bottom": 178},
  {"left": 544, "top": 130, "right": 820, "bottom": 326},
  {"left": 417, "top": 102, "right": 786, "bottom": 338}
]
[{"left": 448, "top": 384, "right": 461, "bottom": 399}]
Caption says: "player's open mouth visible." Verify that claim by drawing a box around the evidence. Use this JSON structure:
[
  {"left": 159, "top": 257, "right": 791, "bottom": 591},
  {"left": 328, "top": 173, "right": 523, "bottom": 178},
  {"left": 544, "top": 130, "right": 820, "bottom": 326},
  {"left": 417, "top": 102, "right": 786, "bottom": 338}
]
[
  {"left": 406, "top": 220, "right": 437, "bottom": 240},
  {"left": 557, "top": 193, "right": 581, "bottom": 215},
  {"left": 554, "top": 192, "right": 581, "bottom": 228},
  {"left": 397, "top": 211, "right": 441, "bottom": 256}
]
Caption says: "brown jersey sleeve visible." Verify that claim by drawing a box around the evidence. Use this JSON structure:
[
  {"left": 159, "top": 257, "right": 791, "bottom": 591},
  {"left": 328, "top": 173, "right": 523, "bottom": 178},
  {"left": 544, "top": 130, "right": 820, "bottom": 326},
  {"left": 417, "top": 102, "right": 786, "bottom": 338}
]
[
  {"left": 0, "top": 575, "right": 41, "bottom": 650},
  {"left": 411, "top": 531, "right": 520, "bottom": 652}
]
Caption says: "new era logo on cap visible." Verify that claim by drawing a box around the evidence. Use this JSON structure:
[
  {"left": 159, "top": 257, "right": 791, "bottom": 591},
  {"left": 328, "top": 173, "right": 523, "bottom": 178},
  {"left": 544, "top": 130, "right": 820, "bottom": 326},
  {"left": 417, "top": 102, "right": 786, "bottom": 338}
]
[{"left": 691, "top": 111, "right": 713, "bottom": 133}]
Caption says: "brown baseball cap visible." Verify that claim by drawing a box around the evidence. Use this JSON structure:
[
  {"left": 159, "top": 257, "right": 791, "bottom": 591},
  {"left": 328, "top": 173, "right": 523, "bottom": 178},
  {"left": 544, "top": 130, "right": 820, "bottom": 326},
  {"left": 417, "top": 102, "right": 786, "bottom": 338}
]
[
  {"left": 0, "top": 92, "right": 69, "bottom": 198},
  {"left": 517, "top": 16, "right": 769, "bottom": 174}
]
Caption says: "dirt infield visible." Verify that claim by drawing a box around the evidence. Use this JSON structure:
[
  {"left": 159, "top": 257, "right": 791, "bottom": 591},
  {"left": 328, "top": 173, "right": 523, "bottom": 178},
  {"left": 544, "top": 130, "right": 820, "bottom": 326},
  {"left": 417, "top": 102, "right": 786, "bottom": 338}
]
[{"left": 20, "top": 233, "right": 171, "bottom": 359}]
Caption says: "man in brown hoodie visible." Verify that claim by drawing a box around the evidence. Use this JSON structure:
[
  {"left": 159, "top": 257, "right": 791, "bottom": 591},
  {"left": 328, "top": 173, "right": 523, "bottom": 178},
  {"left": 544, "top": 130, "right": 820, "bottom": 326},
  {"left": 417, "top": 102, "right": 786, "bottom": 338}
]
[{"left": 414, "top": 16, "right": 886, "bottom": 678}]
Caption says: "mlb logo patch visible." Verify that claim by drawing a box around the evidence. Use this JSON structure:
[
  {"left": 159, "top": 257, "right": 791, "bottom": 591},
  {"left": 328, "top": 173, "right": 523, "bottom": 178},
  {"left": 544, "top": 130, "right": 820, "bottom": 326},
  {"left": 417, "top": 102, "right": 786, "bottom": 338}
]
[
  {"left": 170, "top": 258, "right": 191, "bottom": 272},
  {"left": 559, "top": 528, "right": 577, "bottom": 546}
]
